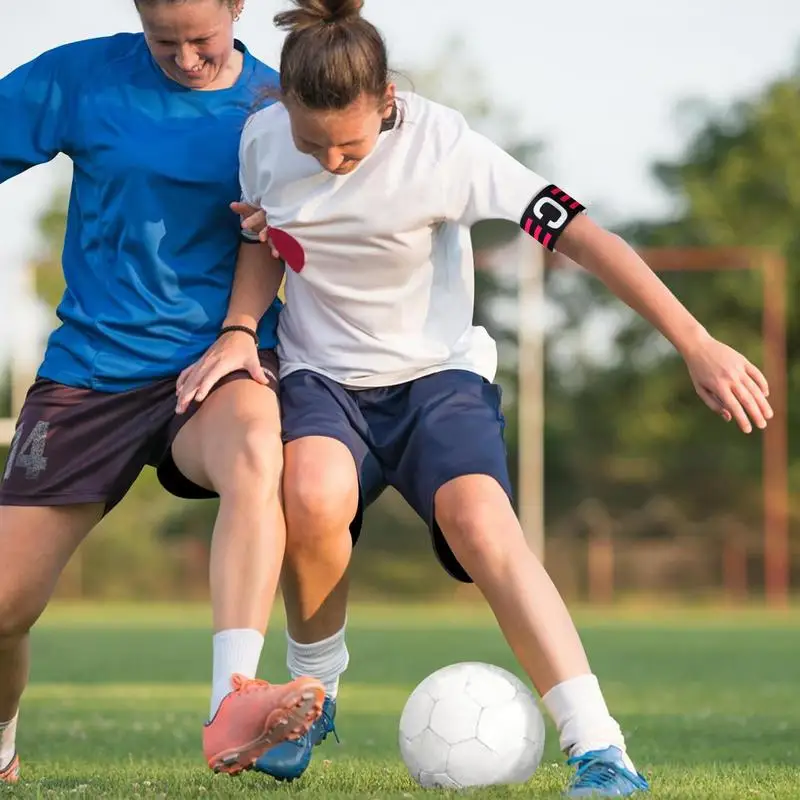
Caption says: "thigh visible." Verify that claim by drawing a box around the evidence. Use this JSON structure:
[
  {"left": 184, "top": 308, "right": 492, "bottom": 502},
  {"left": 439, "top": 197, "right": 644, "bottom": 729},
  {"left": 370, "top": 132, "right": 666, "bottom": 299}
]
[
  {"left": 0, "top": 378, "right": 173, "bottom": 513},
  {"left": 386, "top": 370, "right": 513, "bottom": 582},
  {"left": 281, "top": 370, "right": 386, "bottom": 541},
  {"left": 162, "top": 351, "right": 282, "bottom": 498},
  {"left": 0, "top": 504, "right": 102, "bottom": 630}
]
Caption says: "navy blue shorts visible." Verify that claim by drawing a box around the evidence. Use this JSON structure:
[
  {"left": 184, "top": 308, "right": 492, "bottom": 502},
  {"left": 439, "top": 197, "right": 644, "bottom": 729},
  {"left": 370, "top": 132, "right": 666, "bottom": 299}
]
[{"left": 280, "top": 369, "right": 513, "bottom": 583}]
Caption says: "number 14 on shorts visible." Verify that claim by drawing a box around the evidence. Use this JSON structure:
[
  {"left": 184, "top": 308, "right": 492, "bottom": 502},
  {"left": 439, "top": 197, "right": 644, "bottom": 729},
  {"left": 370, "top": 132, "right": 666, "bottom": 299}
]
[{"left": 3, "top": 421, "right": 50, "bottom": 482}]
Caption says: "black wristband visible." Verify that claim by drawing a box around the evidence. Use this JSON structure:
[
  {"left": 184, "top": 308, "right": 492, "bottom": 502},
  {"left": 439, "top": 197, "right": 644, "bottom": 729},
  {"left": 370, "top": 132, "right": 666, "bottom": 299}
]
[{"left": 217, "top": 325, "right": 259, "bottom": 347}]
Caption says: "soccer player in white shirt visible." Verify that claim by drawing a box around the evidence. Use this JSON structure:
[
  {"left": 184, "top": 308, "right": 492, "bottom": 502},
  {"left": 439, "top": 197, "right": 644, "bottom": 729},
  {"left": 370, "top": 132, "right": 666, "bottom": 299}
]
[{"left": 177, "top": 0, "right": 773, "bottom": 794}]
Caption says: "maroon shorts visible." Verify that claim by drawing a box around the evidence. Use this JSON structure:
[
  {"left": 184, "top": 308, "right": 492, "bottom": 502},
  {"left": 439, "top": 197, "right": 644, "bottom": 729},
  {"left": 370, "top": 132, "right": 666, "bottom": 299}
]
[{"left": 0, "top": 350, "right": 279, "bottom": 514}]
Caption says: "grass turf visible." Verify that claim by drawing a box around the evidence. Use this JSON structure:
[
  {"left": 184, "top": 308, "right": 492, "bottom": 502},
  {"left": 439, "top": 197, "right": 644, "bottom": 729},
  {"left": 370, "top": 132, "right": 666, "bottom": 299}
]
[{"left": 4, "top": 603, "right": 800, "bottom": 798}]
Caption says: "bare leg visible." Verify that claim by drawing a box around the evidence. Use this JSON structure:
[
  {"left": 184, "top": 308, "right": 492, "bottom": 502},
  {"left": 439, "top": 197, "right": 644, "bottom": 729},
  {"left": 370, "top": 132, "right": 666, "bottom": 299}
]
[
  {"left": 434, "top": 475, "right": 635, "bottom": 767},
  {"left": 0, "top": 504, "right": 102, "bottom": 766},
  {"left": 280, "top": 438, "right": 355, "bottom": 696},
  {"left": 280, "top": 437, "right": 356, "bottom": 648},
  {"left": 172, "top": 380, "right": 286, "bottom": 715},
  {"left": 172, "top": 381, "right": 285, "bottom": 636},
  {"left": 434, "top": 476, "right": 589, "bottom": 695},
  {"left": 172, "top": 381, "right": 325, "bottom": 774}
]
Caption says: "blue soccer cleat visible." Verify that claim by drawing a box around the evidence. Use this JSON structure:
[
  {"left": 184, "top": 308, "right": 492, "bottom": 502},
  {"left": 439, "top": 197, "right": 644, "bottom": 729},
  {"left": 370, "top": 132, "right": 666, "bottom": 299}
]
[
  {"left": 254, "top": 695, "right": 338, "bottom": 781},
  {"left": 566, "top": 746, "right": 649, "bottom": 797}
]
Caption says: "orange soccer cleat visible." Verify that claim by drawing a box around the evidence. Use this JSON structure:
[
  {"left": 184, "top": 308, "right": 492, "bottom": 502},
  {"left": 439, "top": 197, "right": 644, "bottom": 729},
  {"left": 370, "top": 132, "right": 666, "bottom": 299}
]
[{"left": 203, "top": 674, "right": 325, "bottom": 775}]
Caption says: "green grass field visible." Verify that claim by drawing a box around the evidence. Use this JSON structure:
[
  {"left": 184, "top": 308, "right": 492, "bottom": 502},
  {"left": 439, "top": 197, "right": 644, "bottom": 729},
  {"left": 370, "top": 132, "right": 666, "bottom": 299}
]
[{"left": 5, "top": 603, "right": 800, "bottom": 798}]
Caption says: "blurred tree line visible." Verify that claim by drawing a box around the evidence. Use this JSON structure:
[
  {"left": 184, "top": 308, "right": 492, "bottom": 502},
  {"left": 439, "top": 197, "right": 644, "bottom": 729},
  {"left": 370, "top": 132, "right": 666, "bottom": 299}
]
[
  {"left": 6, "top": 48, "right": 799, "bottom": 601},
  {"left": 542, "top": 65, "right": 800, "bottom": 595}
]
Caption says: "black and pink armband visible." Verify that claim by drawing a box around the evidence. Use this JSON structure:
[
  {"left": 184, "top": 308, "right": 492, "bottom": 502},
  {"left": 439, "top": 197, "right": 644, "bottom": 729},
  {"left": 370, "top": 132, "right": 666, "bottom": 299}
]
[{"left": 520, "top": 185, "right": 585, "bottom": 251}]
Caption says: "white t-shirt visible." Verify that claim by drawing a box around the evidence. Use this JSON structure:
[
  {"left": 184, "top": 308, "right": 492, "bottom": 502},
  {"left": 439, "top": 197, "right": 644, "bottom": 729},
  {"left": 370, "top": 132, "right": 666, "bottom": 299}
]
[{"left": 240, "top": 92, "right": 583, "bottom": 388}]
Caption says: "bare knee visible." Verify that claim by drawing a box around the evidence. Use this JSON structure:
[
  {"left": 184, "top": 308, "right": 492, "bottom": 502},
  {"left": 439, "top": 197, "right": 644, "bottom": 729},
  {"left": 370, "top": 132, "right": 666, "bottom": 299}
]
[
  {"left": 0, "top": 591, "right": 43, "bottom": 641},
  {"left": 283, "top": 440, "right": 359, "bottom": 554},
  {"left": 214, "top": 422, "right": 283, "bottom": 498},
  {"left": 435, "top": 477, "right": 520, "bottom": 570},
  {"left": 176, "top": 381, "right": 283, "bottom": 497},
  {"left": 220, "top": 420, "right": 283, "bottom": 492},
  {"left": 284, "top": 471, "right": 356, "bottom": 541}
]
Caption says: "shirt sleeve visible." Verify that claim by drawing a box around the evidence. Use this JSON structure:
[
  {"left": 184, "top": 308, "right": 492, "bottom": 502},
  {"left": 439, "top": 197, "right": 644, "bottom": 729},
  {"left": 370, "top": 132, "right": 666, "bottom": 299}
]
[
  {"left": 239, "top": 114, "right": 267, "bottom": 208},
  {"left": 446, "top": 126, "right": 585, "bottom": 252},
  {"left": 0, "top": 46, "right": 76, "bottom": 183},
  {"left": 237, "top": 119, "right": 265, "bottom": 243}
]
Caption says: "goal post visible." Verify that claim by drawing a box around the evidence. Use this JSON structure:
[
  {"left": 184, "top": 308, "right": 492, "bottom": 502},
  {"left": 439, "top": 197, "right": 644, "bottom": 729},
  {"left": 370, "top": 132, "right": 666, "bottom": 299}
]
[
  {"left": 637, "top": 248, "right": 788, "bottom": 606},
  {"left": 515, "top": 244, "right": 788, "bottom": 604}
]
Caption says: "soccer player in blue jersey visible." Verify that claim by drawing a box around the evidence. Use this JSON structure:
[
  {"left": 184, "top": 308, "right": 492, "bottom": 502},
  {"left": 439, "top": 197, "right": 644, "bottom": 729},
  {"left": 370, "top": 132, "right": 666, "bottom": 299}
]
[
  {"left": 0, "top": 0, "right": 326, "bottom": 783},
  {"left": 177, "top": 0, "right": 774, "bottom": 795}
]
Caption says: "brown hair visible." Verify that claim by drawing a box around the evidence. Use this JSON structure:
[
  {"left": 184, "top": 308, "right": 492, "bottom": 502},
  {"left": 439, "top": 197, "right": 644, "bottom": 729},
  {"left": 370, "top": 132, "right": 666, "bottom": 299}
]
[{"left": 274, "top": 0, "right": 390, "bottom": 110}]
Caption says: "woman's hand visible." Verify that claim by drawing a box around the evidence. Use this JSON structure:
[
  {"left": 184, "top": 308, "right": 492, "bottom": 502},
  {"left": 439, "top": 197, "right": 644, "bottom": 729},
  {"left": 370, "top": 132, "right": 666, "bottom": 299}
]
[
  {"left": 683, "top": 333, "right": 773, "bottom": 433},
  {"left": 230, "top": 201, "right": 280, "bottom": 259},
  {"left": 175, "top": 330, "right": 266, "bottom": 413}
]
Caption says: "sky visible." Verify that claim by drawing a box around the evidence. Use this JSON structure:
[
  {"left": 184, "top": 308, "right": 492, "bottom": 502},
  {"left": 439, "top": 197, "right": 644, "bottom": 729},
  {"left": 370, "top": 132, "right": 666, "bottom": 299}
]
[{"left": 1, "top": 0, "right": 799, "bottom": 368}]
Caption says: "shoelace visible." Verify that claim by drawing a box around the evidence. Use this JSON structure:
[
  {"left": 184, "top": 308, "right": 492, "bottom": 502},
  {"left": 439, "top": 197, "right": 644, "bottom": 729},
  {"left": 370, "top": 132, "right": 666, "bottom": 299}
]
[
  {"left": 319, "top": 706, "right": 340, "bottom": 744},
  {"left": 566, "top": 752, "right": 648, "bottom": 791}
]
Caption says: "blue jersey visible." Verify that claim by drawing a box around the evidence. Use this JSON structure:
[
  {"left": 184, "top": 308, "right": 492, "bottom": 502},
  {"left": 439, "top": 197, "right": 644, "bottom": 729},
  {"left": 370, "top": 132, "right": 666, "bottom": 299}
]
[{"left": 0, "top": 33, "right": 281, "bottom": 391}]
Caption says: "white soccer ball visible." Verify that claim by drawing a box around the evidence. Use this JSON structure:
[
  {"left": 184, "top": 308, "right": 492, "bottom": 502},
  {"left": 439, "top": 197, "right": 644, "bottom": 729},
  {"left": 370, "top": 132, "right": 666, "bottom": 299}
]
[{"left": 399, "top": 662, "right": 545, "bottom": 789}]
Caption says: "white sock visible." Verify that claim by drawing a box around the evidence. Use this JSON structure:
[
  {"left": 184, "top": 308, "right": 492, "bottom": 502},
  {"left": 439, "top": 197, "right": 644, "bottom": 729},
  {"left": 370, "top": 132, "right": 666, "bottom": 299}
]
[
  {"left": 286, "top": 625, "right": 349, "bottom": 699},
  {"left": 0, "top": 714, "right": 18, "bottom": 771},
  {"left": 542, "top": 674, "right": 637, "bottom": 773},
  {"left": 210, "top": 628, "right": 265, "bottom": 720}
]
